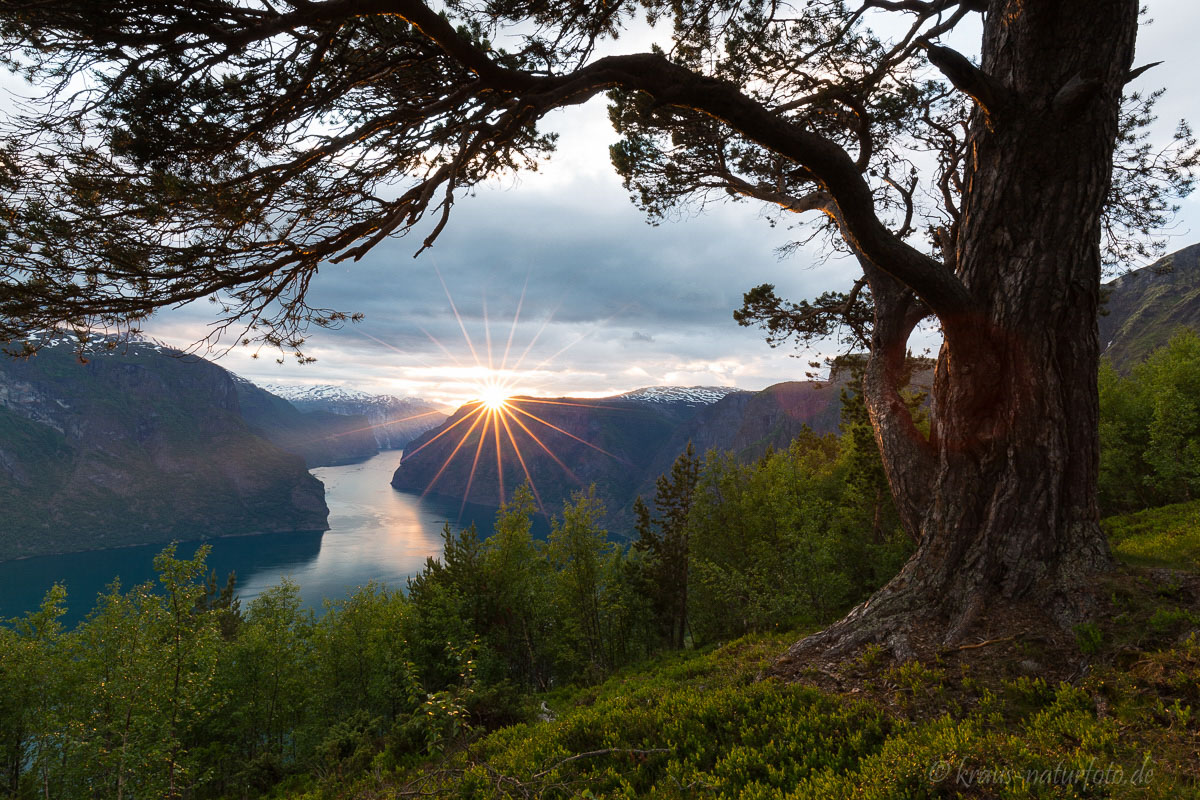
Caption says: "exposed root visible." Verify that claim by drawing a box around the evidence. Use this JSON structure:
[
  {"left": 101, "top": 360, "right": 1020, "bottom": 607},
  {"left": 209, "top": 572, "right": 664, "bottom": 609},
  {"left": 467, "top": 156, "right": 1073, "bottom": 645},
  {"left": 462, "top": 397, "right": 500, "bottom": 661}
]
[
  {"left": 954, "top": 635, "right": 1016, "bottom": 651},
  {"left": 767, "top": 563, "right": 1114, "bottom": 681}
]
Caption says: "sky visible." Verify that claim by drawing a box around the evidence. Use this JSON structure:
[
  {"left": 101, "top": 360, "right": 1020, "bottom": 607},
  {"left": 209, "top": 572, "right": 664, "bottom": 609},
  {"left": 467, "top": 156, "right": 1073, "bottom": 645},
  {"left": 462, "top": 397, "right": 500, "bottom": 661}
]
[{"left": 129, "top": 1, "right": 1200, "bottom": 408}]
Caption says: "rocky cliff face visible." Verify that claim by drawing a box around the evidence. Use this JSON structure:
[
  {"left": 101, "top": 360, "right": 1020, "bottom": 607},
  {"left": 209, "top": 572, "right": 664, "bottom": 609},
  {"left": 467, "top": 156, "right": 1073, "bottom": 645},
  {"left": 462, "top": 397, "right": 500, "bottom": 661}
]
[
  {"left": 1100, "top": 243, "right": 1200, "bottom": 372},
  {"left": 0, "top": 335, "right": 328, "bottom": 560}
]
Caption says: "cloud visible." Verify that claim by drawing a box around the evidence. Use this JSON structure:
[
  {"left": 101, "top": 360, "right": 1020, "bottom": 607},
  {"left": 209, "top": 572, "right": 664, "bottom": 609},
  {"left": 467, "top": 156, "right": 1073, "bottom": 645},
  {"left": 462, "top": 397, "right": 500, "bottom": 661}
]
[
  {"left": 145, "top": 103, "right": 855, "bottom": 403},
  {"left": 142, "top": 0, "right": 1200, "bottom": 405}
]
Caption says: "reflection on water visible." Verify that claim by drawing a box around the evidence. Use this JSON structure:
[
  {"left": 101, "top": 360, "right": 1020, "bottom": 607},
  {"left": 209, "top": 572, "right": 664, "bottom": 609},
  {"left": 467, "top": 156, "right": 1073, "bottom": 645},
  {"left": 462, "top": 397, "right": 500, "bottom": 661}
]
[{"left": 0, "top": 451, "right": 528, "bottom": 626}]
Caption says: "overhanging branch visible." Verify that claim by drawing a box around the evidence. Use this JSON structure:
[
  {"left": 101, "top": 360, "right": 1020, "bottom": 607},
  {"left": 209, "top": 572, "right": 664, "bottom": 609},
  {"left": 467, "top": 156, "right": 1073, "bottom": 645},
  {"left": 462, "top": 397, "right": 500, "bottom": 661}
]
[{"left": 383, "top": 2, "right": 974, "bottom": 318}]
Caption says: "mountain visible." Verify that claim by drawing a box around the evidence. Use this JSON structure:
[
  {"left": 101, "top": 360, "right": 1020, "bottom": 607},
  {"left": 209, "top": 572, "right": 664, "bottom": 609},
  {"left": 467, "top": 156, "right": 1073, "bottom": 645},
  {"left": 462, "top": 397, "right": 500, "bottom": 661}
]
[
  {"left": 1100, "top": 242, "right": 1200, "bottom": 371},
  {"left": 640, "top": 380, "right": 843, "bottom": 477},
  {"left": 260, "top": 384, "right": 447, "bottom": 449},
  {"left": 0, "top": 335, "right": 329, "bottom": 560},
  {"left": 390, "top": 379, "right": 896, "bottom": 532},
  {"left": 615, "top": 386, "right": 747, "bottom": 406},
  {"left": 233, "top": 378, "right": 379, "bottom": 467},
  {"left": 390, "top": 395, "right": 694, "bottom": 518},
  {"left": 391, "top": 366, "right": 940, "bottom": 535}
]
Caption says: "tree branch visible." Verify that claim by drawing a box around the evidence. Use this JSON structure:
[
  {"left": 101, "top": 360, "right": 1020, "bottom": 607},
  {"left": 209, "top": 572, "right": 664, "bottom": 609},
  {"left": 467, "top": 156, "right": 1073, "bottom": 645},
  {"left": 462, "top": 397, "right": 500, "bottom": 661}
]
[
  {"left": 382, "top": 6, "right": 974, "bottom": 316},
  {"left": 917, "top": 39, "right": 1010, "bottom": 120},
  {"left": 858, "top": 260, "right": 935, "bottom": 542},
  {"left": 1125, "top": 60, "right": 1163, "bottom": 84}
]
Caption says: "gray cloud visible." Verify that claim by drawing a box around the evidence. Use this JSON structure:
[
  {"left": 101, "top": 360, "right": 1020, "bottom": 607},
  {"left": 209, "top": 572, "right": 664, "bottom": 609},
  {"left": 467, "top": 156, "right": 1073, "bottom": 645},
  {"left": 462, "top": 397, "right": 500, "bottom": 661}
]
[{"left": 145, "top": 1, "right": 1200, "bottom": 403}]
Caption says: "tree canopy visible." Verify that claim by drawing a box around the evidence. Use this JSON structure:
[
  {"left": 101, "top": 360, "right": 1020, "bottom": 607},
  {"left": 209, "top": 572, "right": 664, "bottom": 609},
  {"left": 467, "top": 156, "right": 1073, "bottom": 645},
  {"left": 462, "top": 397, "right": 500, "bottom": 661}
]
[{"left": 0, "top": 0, "right": 1191, "bottom": 355}]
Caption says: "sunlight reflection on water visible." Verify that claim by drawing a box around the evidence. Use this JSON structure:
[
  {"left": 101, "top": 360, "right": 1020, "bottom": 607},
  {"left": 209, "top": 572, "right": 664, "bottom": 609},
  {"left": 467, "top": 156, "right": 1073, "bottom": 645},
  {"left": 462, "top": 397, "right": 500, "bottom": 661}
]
[{"left": 0, "top": 451, "right": 515, "bottom": 626}]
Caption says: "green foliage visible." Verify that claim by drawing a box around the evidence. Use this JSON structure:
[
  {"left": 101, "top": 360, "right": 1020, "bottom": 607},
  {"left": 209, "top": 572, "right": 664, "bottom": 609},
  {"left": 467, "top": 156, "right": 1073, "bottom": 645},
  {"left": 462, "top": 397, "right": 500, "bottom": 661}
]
[
  {"left": 1100, "top": 329, "right": 1200, "bottom": 514},
  {"left": 436, "top": 634, "right": 896, "bottom": 800},
  {"left": 688, "top": 407, "right": 912, "bottom": 644},
  {"left": 1073, "top": 622, "right": 1104, "bottom": 656},
  {"left": 633, "top": 443, "right": 701, "bottom": 650},
  {"left": 1101, "top": 499, "right": 1200, "bottom": 570},
  {"left": 0, "top": 545, "right": 477, "bottom": 799},
  {"left": 688, "top": 435, "right": 849, "bottom": 641},
  {"left": 391, "top": 630, "right": 1198, "bottom": 799}
]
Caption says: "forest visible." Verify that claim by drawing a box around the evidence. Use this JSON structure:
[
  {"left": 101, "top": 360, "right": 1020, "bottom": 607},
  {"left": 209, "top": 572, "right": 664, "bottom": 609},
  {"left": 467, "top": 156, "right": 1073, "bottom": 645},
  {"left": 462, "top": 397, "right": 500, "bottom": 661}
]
[{"left": 3, "top": 333, "right": 1199, "bottom": 799}]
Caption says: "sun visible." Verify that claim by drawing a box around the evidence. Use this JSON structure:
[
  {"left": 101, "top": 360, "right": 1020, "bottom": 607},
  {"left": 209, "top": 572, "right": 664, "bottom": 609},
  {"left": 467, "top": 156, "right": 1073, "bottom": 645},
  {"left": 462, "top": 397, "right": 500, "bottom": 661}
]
[
  {"left": 396, "top": 268, "right": 625, "bottom": 516},
  {"left": 478, "top": 383, "right": 510, "bottom": 412}
]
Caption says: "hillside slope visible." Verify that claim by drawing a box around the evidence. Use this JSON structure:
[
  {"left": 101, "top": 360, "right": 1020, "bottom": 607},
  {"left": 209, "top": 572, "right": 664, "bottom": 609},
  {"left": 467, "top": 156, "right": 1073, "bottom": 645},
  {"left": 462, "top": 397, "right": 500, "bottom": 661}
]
[
  {"left": 1100, "top": 242, "right": 1200, "bottom": 371},
  {"left": 0, "top": 336, "right": 328, "bottom": 560}
]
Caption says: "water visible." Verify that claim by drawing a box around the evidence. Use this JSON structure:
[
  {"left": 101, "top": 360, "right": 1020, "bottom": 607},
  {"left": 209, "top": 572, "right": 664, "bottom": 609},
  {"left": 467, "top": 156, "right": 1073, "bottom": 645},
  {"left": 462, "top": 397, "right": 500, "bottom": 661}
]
[{"left": 0, "top": 451, "right": 540, "bottom": 627}]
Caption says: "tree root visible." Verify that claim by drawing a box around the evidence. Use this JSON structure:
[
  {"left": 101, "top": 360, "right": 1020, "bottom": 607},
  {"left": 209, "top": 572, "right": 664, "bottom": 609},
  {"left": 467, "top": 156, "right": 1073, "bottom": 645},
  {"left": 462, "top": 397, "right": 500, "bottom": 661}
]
[{"left": 767, "top": 563, "right": 1109, "bottom": 680}]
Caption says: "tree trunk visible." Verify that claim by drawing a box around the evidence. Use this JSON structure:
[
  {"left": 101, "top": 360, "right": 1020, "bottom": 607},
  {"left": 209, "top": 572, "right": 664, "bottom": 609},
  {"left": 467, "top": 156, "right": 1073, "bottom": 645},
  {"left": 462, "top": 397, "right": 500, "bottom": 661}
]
[{"left": 782, "top": 0, "right": 1138, "bottom": 662}]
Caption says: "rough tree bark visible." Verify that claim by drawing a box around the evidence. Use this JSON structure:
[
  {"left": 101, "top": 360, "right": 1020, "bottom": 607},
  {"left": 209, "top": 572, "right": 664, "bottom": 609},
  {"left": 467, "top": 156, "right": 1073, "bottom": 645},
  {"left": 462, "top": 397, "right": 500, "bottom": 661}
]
[{"left": 783, "top": 0, "right": 1138, "bottom": 660}]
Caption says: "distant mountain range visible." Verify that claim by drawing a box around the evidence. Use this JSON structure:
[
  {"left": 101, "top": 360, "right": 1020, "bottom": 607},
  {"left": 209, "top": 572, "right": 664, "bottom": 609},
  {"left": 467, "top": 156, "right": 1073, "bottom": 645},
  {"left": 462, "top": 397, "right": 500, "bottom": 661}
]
[
  {"left": 390, "top": 379, "right": 888, "bottom": 532},
  {"left": 1101, "top": 242, "right": 1200, "bottom": 371},
  {"left": 260, "top": 384, "right": 446, "bottom": 449},
  {"left": 615, "top": 386, "right": 747, "bottom": 406}
]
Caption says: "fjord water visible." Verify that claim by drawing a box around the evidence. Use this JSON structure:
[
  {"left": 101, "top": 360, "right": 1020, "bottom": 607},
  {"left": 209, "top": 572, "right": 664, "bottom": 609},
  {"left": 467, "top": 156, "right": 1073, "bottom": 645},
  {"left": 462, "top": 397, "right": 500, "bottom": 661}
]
[{"left": 0, "top": 451, "right": 526, "bottom": 627}]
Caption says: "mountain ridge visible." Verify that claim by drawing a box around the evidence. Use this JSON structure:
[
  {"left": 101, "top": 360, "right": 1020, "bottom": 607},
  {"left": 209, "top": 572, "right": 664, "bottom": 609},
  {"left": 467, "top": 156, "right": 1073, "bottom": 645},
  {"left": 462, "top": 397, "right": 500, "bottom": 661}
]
[
  {"left": 259, "top": 383, "right": 447, "bottom": 449},
  {"left": 1100, "top": 242, "right": 1200, "bottom": 371},
  {"left": 390, "top": 378, "right": 884, "bottom": 533}
]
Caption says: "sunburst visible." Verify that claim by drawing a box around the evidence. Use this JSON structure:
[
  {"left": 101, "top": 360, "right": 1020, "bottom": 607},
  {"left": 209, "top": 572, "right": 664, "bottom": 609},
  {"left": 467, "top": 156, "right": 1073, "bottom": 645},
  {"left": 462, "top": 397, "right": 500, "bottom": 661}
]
[
  {"left": 399, "top": 268, "right": 628, "bottom": 516},
  {"left": 477, "top": 381, "right": 512, "bottom": 412}
]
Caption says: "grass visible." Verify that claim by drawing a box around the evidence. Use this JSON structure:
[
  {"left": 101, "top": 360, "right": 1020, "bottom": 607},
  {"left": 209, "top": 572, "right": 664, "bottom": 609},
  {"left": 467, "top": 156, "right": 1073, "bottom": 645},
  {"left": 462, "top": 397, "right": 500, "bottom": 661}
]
[
  {"left": 308, "top": 508, "right": 1200, "bottom": 800},
  {"left": 1102, "top": 499, "right": 1200, "bottom": 570}
]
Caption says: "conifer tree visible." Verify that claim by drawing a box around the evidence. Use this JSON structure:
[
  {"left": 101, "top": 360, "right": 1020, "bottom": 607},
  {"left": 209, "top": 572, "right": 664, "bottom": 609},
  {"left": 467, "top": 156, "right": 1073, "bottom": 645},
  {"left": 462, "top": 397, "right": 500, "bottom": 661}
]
[{"left": 634, "top": 443, "right": 700, "bottom": 649}]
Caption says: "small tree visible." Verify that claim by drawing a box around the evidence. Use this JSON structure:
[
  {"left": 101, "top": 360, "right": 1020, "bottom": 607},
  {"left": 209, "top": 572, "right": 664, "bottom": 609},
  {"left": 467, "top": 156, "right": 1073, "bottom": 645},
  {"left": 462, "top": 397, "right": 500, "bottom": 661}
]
[
  {"left": 1099, "top": 329, "right": 1200, "bottom": 512},
  {"left": 481, "top": 485, "right": 555, "bottom": 690},
  {"left": 546, "top": 486, "right": 612, "bottom": 680},
  {"left": 634, "top": 443, "right": 700, "bottom": 649}
]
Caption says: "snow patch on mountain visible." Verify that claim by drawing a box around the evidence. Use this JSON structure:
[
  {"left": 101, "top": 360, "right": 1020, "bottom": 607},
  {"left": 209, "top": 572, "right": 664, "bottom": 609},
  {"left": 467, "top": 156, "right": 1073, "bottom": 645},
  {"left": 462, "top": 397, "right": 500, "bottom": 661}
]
[
  {"left": 259, "top": 383, "right": 381, "bottom": 405},
  {"left": 615, "top": 386, "right": 746, "bottom": 406},
  {"left": 255, "top": 383, "right": 447, "bottom": 449},
  {"left": 18, "top": 331, "right": 174, "bottom": 355}
]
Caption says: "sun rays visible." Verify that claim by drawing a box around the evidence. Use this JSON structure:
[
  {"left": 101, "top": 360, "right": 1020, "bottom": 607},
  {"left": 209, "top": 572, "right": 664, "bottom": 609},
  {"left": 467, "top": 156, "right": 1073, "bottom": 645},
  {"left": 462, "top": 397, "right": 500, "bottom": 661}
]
[{"left": 398, "top": 270, "right": 627, "bottom": 516}]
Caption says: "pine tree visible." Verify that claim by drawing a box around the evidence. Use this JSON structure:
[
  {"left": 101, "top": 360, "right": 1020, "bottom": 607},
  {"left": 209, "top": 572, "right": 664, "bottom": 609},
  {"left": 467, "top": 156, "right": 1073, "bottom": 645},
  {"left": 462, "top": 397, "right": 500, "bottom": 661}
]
[{"left": 634, "top": 443, "right": 701, "bottom": 649}]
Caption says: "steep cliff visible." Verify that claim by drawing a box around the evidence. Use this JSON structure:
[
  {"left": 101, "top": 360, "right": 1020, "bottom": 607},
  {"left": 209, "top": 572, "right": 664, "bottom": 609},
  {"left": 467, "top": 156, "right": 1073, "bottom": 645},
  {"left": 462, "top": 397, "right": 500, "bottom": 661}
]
[
  {"left": 0, "top": 336, "right": 328, "bottom": 560},
  {"left": 1100, "top": 243, "right": 1200, "bottom": 372}
]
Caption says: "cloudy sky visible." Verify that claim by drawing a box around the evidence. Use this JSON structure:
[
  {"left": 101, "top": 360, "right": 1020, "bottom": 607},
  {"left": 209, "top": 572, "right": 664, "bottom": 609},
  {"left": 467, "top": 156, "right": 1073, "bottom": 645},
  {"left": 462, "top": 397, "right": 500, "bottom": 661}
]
[{"left": 142, "top": 1, "right": 1200, "bottom": 408}]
